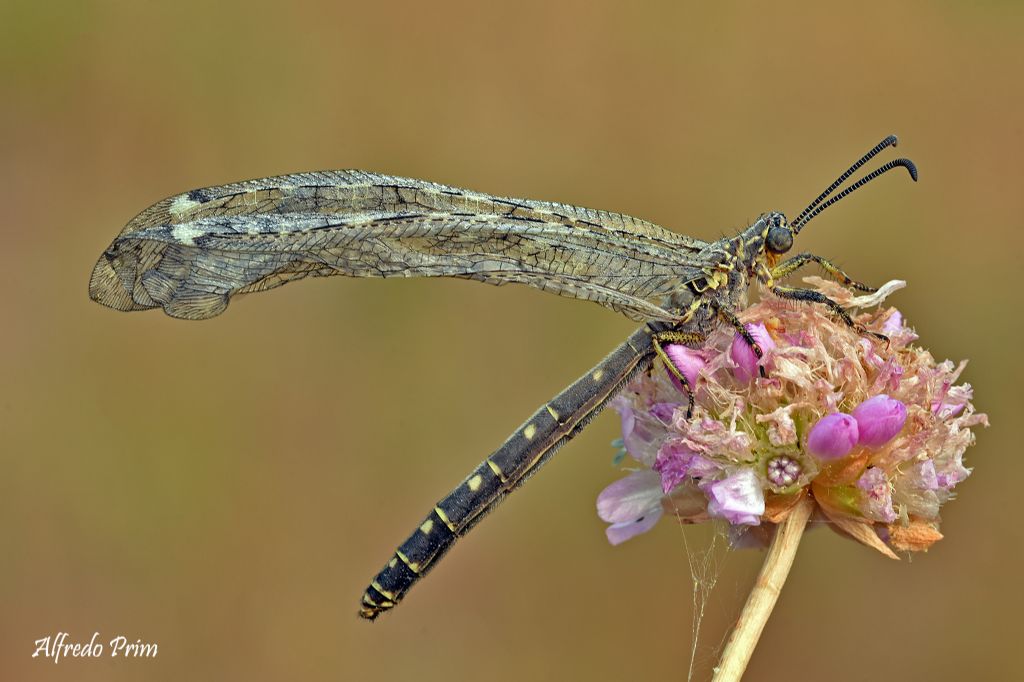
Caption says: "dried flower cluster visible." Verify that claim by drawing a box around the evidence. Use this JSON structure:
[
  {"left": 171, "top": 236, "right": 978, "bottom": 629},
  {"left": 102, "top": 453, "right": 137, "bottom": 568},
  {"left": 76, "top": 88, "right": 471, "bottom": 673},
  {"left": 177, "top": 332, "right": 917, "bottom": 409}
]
[{"left": 597, "top": 278, "right": 987, "bottom": 557}]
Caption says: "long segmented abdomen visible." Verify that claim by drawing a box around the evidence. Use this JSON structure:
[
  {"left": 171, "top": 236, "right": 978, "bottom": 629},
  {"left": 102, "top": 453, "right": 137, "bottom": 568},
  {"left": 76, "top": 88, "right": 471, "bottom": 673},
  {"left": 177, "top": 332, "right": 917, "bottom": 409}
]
[{"left": 359, "top": 323, "right": 665, "bottom": 619}]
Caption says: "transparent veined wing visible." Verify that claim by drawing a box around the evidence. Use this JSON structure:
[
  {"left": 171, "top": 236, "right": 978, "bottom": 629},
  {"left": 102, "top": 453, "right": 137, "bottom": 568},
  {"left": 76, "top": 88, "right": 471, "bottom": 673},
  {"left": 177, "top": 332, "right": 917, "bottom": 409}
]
[{"left": 90, "top": 170, "right": 711, "bottom": 321}]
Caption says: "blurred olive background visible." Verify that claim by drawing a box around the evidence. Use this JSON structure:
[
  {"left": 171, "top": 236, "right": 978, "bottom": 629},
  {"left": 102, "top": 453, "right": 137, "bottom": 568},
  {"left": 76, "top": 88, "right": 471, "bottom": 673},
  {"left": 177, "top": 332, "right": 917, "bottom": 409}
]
[{"left": 2, "top": 1, "right": 1020, "bottom": 680}]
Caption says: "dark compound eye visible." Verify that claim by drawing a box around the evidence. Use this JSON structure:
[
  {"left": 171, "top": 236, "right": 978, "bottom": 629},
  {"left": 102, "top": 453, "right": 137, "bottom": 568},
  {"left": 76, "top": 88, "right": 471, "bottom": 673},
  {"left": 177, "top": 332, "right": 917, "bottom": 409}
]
[{"left": 766, "top": 225, "right": 793, "bottom": 253}]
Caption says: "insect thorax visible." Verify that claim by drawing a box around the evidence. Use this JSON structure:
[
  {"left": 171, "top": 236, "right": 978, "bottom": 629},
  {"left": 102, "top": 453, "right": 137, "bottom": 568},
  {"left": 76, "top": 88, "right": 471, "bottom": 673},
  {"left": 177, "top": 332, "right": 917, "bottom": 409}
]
[{"left": 664, "top": 214, "right": 787, "bottom": 334}]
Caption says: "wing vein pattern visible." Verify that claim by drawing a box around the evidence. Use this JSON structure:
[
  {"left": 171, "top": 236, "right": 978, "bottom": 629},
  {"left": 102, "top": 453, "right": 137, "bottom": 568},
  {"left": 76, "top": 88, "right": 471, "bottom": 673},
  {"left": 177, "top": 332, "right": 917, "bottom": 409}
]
[{"left": 90, "top": 170, "right": 709, "bottom": 321}]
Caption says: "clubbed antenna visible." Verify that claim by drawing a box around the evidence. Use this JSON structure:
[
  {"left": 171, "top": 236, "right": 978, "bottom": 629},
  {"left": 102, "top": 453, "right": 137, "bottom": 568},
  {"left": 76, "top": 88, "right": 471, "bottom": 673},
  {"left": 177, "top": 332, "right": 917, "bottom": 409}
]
[
  {"left": 792, "top": 135, "right": 917, "bottom": 234},
  {"left": 793, "top": 158, "right": 918, "bottom": 232}
]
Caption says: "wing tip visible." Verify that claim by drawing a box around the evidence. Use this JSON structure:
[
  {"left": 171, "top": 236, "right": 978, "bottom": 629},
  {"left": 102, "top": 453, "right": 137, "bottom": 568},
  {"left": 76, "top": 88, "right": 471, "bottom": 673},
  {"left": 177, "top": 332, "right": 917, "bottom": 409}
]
[{"left": 88, "top": 250, "right": 151, "bottom": 312}]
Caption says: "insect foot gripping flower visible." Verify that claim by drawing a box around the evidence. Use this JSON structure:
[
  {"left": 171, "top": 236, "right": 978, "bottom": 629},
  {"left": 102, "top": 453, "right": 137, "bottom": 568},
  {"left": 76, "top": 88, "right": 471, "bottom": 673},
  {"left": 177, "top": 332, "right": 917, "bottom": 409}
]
[{"left": 596, "top": 277, "right": 988, "bottom": 557}]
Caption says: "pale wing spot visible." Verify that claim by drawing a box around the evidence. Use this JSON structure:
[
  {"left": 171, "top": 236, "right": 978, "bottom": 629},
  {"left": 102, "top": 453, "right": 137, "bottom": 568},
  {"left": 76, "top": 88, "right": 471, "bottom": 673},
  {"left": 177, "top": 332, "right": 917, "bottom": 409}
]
[
  {"left": 467, "top": 474, "right": 483, "bottom": 492},
  {"left": 419, "top": 519, "right": 434, "bottom": 535},
  {"left": 592, "top": 369, "right": 605, "bottom": 382},
  {"left": 170, "top": 223, "right": 205, "bottom": 246},
  {"left": 169, "top": 194, "right": 200, "bottom": 218},
  {"left": 523, "top": 423, "right": 537, "bottom": 440}
]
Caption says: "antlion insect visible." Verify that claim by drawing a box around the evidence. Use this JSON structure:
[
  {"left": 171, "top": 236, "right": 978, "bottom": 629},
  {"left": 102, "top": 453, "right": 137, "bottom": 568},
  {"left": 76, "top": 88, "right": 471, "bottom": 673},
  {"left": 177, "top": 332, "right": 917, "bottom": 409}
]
[{"left": 90, "top": 135, "right": 917, "bottom": 620}]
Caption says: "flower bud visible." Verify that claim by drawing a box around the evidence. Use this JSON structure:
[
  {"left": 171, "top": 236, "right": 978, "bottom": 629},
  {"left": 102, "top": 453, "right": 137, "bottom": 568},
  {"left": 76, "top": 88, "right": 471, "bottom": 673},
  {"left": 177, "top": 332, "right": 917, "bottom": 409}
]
[
  {"left": 852, "top": 394, "right": 907, "bottom": 447},
  {"left": 806, "top": 412, "right": 859, "bottom": 460},
  {"left": 730, "top": 322, "right": 775, "bottom": 382}
]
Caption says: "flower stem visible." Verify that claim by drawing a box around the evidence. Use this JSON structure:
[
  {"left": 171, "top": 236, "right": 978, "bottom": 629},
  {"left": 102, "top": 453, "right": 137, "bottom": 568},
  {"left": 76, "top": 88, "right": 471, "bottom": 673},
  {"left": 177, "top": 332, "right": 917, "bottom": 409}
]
[{"left": 712, "top": 496, "right": 815, "bottom": 681}]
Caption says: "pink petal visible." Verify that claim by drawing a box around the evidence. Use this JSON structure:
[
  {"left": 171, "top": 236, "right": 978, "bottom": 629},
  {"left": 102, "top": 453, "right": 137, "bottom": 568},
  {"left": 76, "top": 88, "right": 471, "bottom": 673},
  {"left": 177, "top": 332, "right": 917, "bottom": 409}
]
[
  {"left": 882, "top": 309, "right": 904, "bottom": 335},
  {"left": 730, "top": 322, "right": 776, "bottom": 383},
  {"left": 653, "top": 443, "right": 718, "bottom": 494},
  {"left": 931, "top": 384, "right": 972, "bottom": 419},
  {"left": 914, "top": 460, "right": 939, "bottom": 491},
  {"left": 606, "top": 507, "right": 663, "bottom": 545},
  {"left": 596, "top": 470, "right": 663, "bottom": 524},
  {"left": 705, "top": 469, "right": 764, "bottom": 526},
  {"left": 664, "top": 344, "right": 707, "bottom": 390},
  {"left": 934, "top": 450, "right": 972, "bottom": 490},
  {"left": 611, "top": 396, "right": 636, "bottom": 441},
  {"left": 856, "top": 467, "right": 897, "bottom": 523},
  {"left": 650, "top": 402, "right": 680, "bottom": 423}
]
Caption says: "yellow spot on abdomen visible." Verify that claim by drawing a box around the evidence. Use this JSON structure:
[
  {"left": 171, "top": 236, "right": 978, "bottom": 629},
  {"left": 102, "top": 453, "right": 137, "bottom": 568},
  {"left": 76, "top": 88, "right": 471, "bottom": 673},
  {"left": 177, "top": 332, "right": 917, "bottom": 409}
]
[
  {"left": 523, "top": 423, "right": 537, "bottom": 440},
  {"left": 434, "top": 506, "right": 455, "bottom": 531},
  {"left": 467, "top": 474, "right": 483, "bottom": 491},
  {"left": 371, "top": 581, "right": 395, "bottom": 600},
  {"left": 419, "top": 519, "right": 434, "bottom": 534},
  {"left": 546, "top": 404, "right": 560, "bottom": 421},
  {"left": 592, "top": 369, "right": 605, "bottom": 382},
  {"left": 487, "top": 459, "right": 506, "bottom": 480},
  {"left": 396, "top": 551, "right": 420, "bottom": 573}
]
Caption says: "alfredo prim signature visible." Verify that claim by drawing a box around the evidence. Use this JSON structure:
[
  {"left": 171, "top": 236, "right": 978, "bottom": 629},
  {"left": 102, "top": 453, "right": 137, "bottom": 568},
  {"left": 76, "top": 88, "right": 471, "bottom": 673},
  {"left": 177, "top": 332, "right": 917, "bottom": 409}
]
[{"left": 32, "top": 632, "right": 157, "bottom": 663}]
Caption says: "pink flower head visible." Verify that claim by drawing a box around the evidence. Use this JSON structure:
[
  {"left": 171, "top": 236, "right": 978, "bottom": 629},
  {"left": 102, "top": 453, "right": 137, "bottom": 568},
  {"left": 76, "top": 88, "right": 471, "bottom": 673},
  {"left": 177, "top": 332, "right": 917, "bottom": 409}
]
[
  {"left": 806, "top": 412, "right": 859, "bottom": 460},
  {"left": 597, "top": 277, "right": 986, "bottom": 556},
  {"left": 704, "top": 469, "right": 765, "bottom": 526},
  {"left": 730, "top": 322, "right": 776, "bottom": 382},
  {"left": 852, "top": 394, "right": 907, "bottom": 447}
]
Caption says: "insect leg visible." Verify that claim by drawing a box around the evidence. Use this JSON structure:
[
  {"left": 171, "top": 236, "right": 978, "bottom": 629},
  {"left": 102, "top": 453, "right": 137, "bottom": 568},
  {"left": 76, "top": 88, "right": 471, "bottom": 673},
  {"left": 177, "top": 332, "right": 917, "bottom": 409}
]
[
  {"left": 710, "top": 301, "right": 767, "bottom": 378},
  {"left": 358, "top": 325, "right": 659, "bottom": 620},
  {"left": 651, "top": 330, "right": 705, "bottom": 417},
  {"left": 770, "top": 252, "right": 877, "bottom": 292},
  {"left": 770, "top": 285, "right": 888, "bottom": 342}
]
